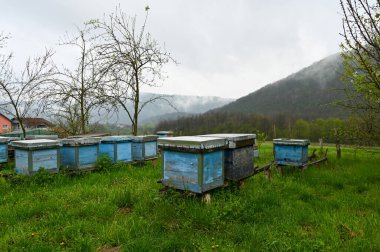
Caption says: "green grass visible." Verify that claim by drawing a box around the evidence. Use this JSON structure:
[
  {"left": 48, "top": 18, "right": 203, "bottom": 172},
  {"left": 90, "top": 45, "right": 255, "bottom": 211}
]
[{"left": 0, "top": 143, "right": 379, "bottom": 251}]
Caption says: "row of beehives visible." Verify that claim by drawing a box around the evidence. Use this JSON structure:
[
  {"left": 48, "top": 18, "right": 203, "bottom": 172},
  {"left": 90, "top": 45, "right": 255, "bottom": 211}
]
[
  {"left": 157, "top": 134, "right": 309, "bottom": 194},
  {"left": 0, "top": 135, "right": 159, "bottom": 175}
]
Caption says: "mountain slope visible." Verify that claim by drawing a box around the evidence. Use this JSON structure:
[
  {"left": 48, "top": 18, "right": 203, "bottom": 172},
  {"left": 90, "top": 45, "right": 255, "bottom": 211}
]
[{"left": 215, "top": 53, "right": 346, "bottom": 119}]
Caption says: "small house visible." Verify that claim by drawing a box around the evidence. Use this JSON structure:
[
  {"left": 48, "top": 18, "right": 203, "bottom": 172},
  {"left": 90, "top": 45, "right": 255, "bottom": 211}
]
[{"left": 0, "top": 113, "right": 12, "bottom": 134}]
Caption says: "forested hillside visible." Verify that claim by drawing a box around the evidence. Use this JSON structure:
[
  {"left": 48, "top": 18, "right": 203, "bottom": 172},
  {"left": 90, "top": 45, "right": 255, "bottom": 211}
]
[
  {"left": 214, "top": 53, "right": 346, "bottom": 119},
  {"left": 156, "top": 111, "right": 354, "bottom": 143}
]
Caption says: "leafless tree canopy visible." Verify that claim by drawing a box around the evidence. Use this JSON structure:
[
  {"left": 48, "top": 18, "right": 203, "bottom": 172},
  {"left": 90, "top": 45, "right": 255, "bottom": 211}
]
[
  {"left": 0, "top": 34, "right": 55, "bottom": 138},
  {"left": 90, "top": 7, "right": 176, "bottom": 135},
  {"left": 47, "top": 25, "right": 109, "bottom": 135}
]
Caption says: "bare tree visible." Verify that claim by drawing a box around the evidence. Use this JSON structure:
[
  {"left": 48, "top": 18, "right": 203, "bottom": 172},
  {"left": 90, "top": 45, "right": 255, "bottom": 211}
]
[
  {"left": 0, "top": 35, "right": 55, "bottom": 138},
  {"left": 48, "top": 25, "right": 108, "bottom": 135},
  {"left": 90, "top": 7, "right": 176, "bottom": 135},
  {"left": 340, "top": 0, "right": 380, "bottom": 144},
  {"left": 50, "top": 99, "right": 82, "bottom": 137}
]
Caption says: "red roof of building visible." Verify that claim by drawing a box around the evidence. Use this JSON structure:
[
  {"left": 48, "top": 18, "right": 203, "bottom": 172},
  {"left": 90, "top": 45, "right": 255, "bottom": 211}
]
[{"left": 12, "top": 117, "right": 52, "bottom": 128}]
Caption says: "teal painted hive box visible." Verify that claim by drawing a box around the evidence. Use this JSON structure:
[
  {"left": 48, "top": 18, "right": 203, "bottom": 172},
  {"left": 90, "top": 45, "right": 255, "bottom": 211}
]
[
  {"left": 132, "top": 135, "right": 158, "bottom": 161},
  {"left": 61, "top": 137, "right": 100, "bottom": 170},
  {"left": 12, "top": 139, "right": 61, "bottom": 175},
  {"left": 0, "top": 136, "right": 9, "bottom": 163},
  {"left": 158, "top": 136, "right": 227, "bottom": 194},
  {"left": 273, "top": 139, "right": 310, "bottom": 166},
  {"left": 199, "top": 134, "right": 256, "bottom": 181},
  {"left": 156, "top": 131, "right": 174, "bottom": 138},
  {"left": 99, "top": 136, "right": 132, "bottom": 163}
]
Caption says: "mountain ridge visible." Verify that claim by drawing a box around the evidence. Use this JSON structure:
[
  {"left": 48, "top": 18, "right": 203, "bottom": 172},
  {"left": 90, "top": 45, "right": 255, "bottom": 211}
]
[{"left": 213, "top": 53, "right": 346, "bottom": 119}]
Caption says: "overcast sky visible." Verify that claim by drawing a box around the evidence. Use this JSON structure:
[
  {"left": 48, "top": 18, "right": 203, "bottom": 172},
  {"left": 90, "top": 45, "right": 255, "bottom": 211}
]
[{"left": 0, "top": 0, "right": 342, "bottom": 99}]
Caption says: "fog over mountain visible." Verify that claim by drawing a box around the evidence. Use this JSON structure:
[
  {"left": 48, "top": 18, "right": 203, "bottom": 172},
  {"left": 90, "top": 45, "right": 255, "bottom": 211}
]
[
  {"left": 94, "top": 93, "right": 234, "bottom": 125},
  {"left": 213, "top": 53, "right": 346, "bottom": 119}
]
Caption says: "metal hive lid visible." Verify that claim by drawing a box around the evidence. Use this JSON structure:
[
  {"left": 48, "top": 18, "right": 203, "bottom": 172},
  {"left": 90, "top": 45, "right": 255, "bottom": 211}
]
[
  {"left": 131, "top": 135, "right": 159, "bottom": 142},
  {"left": 158, "top": 136, "right": 227, "bottom": 150},
  {"left": 11, "top": 139, "right": 61, "bottom": 148},
  {"left": 273, "top": 138, "right": 310, "bottom": 146},
  {"left": 100, "top": 136, "right": 132, "bottom": 143},
  {"left": 156, "top": 131, "right": 173, "bottom": 135},
  {"left": 61, "top": 137, "right": 100, "bottom": 146},
  {"left": 25, "top": 135, "right": 59, "bottom": 140},
  {"left": 0, "top": 136, "right": 10, "bottom": 143},
  {"left": 198, "top": 133, "right": 256, "bottom": 148}
]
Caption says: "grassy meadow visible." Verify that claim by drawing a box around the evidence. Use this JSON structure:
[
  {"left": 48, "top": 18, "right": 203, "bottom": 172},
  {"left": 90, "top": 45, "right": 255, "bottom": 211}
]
[{"left": 0, "top": 143, "right": 379, "bottom": 251}]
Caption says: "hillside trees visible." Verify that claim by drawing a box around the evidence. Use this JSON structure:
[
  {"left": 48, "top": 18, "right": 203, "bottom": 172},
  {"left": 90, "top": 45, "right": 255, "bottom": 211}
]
[
  {"left": 90, "top": 7, "right": 175, "bottom": 135},
  {"left": 340, "top": 0, "right": 380, "bottom": 144},
  {"left": 0, "top": 34, "right": 55, "bottom": 138}
]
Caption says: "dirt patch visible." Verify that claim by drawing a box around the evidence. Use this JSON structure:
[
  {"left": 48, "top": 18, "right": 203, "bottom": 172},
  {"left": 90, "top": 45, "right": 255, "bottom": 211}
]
[
  {"left": 97, "top": 246, "right": 121, "bottom": 252},
  {"left": 118, "top": 207, "right": 133, "bottom": 214}
]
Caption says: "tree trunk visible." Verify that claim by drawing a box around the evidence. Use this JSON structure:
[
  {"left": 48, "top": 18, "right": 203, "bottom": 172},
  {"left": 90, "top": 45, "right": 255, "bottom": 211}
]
[
  {"left": 19, "top": 119, "right": 26, "bottom": 139},
  {"left": 133, "top": 73, "right": 139, "bottom": 136},
  {"left": 334, "top": 128, "right": 341, "bottom": 159}
]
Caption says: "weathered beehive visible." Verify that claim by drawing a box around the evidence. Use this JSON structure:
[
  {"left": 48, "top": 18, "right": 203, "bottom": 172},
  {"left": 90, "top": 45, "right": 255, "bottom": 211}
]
[
  {"left": 158, "top": 136, "right": 227, "bottom": 193},
  {"left": 273, "top": 138, "right": 310, "bottom": 166},
  {"left": 99, "top": 136, "right": 132, "bottom": 163},
  {"left": 61, "top": 137, "right": 100, "bottom": 170},
  {"left": 131, "top": 135, "right": 158, "bottom": 161},
  {"left": 156, "top": 131, "right": 174, "bottom": 138},
  {"left": 12, "top": 139, "right": 61, "bottom": 175},
  {"left": 0, "top": 136, "right": 10, "bottom": 163},
  {"left": 199, "top": 133, "right": 256, "bottom": 181}
]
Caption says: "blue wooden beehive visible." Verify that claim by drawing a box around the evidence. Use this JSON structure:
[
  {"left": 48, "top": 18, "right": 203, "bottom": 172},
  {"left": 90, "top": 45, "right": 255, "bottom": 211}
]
[
  {"left": 12, "top": 139, "right": 61, "bottom": 175},
  {"left": 156, "top": 131, "right": 174, "bottom": 138},
  {"left": 199, "top": 134, "right": 256, "bottom": 181},
  {"left": 158, "top": 136, "right": 227, "bottom": 193},
  {"left": 131, "top": 135, "right": 159, "bottom": 161},
  {"left": 61, "top": 137, "right": 100, "bottom": 170},
  {"left": 0, "top": 136, "right": 9, "bottom": 163},
  {"left": 273, "top": 138, "right": 310, "bottom": 166},
  {"left": 99, "top": 136, "right": 132, "bottom": 163}
]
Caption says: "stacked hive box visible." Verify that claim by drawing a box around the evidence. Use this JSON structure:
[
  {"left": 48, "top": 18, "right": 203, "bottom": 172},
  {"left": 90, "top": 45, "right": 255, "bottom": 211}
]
[
  {"left": 61, "top": 138, "right": 100, "bottom": 170},
  {"left": 99, "top": 136, "right": 132, "bottom": 163},
  {"left": 0, "top": 136, "right": 9, "bottom": 163},
  {"left": 199, "top": 134, "right": 256, "bottom": 181},
  {"left": 156, "top": 131, "right": 174, "bottom": 138},
  {"left": 158, "top": 136, "right": 227, "bottom": 193},
  {"left": 12, "top": 139, "right": 61, "bottom": 175},
  {"left": 273, "top": 138, "right": 310, "bottom": 166},
  {"left": 132, "top": 135, "right": 158, "bottom": 161}
]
